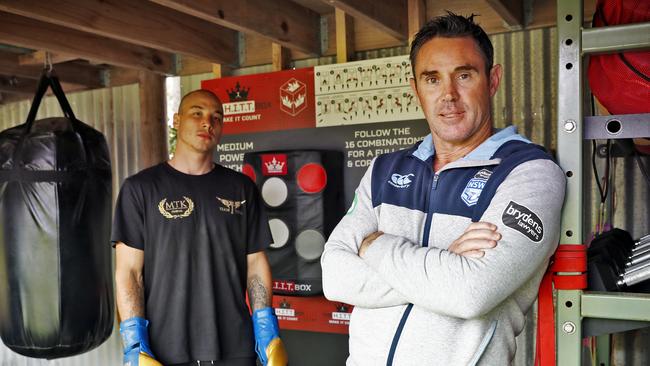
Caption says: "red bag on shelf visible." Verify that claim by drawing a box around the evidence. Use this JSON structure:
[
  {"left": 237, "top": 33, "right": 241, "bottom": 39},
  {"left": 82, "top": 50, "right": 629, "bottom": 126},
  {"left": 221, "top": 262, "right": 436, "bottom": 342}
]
[
  {"left": 587, "top": 0, "right": 650, "bottom": 154},
  {"left": 588, "top": 0, "right": 650, "bottom": 116}
]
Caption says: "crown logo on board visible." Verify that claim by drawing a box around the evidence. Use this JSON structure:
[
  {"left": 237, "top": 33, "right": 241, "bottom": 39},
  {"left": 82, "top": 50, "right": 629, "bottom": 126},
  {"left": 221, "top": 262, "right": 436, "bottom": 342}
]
[
  {"left": 227, "top": 82, "right": 250, "bottom": 102},
  {"left": 265, "top": 157, "right": 285, "bottom": 174}
]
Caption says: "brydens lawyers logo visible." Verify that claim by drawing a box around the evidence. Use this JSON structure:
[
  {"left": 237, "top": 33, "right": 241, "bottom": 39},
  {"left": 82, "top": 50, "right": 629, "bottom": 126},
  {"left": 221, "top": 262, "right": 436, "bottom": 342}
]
[
  {"left": 502, "top": 201, "right": 544, "bottom": 242},
  {"left": 216, "top": 197, "right": 246, "bottom": 215},
  {"left": 388, "top": 173, "right": 414, "bottom": 188},
  {"left": 223, "top": 82, "right": 255, "bottom": 117},
  {"left": 262, "top": 154, "right": 287, "bottom": 176},
  {"left": 158, "top": 196, "right": 194, "bottom": 219}
]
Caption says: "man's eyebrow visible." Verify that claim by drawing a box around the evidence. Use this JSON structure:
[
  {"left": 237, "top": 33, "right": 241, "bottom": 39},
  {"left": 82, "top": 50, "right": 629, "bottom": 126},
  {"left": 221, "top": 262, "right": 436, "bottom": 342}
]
[
  {"left": 418, "top": 65, "right": 479, "bottom": 77},
  {"left": 454, "top": 65, "right": 479, "bottom": 73},
  {"left": 418, "top": 70, "right": 439, "bottom": 78},
  {"left": 187, "top": 105, "right": 205, "bottom": 110}
]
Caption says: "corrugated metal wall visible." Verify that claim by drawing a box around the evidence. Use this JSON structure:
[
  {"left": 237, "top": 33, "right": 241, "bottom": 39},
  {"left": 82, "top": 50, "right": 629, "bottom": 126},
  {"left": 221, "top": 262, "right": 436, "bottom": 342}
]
[{"left": 0, "top": 84, "right": 141, "bottom": 366}]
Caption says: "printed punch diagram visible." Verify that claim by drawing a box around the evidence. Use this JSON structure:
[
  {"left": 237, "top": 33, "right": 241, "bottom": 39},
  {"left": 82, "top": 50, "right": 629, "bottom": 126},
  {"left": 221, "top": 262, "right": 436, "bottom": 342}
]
[{"left": 314, "top": 55, "right": 424, "bottom": 127}]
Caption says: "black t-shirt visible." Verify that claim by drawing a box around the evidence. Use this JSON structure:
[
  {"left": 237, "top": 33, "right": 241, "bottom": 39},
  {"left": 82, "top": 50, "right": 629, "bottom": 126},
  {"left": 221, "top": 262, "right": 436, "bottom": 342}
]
[{"left": 112, "top": 162, "right": 271, "bottom": 364}]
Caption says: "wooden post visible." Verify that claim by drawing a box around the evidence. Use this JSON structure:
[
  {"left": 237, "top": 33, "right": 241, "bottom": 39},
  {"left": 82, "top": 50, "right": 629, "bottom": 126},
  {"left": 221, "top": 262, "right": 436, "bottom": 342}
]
[
  {"left": 138, "top": 71, "right": 167, "bottom": 168},
  {"left": 408, "top": 0, "right": 426, "bottom": 46},
  {"left": 335, "top": 8, "right": 355, "bottom": 63},
  {"left": 271, "top": 43, "right": 291, "bottom": 71},
  {"left": 212, "top": 64, "right": 223, "bottom": 78},
  {"left": 209, "top": 63, "right": 234, "bottom": 79}
]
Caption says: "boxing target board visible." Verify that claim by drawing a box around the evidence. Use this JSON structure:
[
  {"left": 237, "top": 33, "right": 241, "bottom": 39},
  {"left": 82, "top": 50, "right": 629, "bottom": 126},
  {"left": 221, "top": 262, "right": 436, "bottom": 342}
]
[{"left": 243, "top": 150, "right": 343, "bottom": 296}]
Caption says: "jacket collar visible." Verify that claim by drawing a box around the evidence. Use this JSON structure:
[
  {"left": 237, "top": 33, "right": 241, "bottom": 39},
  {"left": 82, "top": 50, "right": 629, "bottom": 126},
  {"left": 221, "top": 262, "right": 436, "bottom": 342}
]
[{"left": 412, "top": 125, "right": 531, "bottom": 162}]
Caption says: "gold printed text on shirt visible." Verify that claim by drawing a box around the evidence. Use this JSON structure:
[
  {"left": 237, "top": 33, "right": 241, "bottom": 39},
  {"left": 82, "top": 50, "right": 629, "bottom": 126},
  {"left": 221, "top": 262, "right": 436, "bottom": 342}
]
[
  {"left": 158, "top": 196, "right": 194, "bottom": 219},
  {"left": 216, "top": 197, "right": 246, "bottom": 214}
]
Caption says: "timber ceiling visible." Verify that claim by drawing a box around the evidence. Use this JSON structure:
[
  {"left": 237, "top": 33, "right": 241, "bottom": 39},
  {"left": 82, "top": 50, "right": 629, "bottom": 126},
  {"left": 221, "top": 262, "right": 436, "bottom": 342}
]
[{"left": 0, "top": 0, "right": 596, "bottom": 104}]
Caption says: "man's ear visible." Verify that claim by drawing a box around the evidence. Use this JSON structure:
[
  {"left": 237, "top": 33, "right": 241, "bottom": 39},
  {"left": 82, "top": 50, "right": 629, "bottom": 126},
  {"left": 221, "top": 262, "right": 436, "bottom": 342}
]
[
  {"left": 489, "top": 64, "right": 503, "bottom": 97},
  {"left": 172, "top": 113, "right": 180, "bottom": 129},
  {"left": 409, "top": 77, "right": 418, "bottom": 98}
]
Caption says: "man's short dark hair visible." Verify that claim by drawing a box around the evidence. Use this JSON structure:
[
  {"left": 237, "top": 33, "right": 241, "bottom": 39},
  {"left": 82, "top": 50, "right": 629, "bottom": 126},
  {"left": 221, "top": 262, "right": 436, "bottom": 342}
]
[{"left": 410, "top": 11, "right": 493, "bottom": 77}]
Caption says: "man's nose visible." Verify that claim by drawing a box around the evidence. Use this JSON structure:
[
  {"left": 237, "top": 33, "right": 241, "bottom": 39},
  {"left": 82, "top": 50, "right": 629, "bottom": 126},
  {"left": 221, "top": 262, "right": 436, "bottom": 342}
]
[
  {"left": 440, "top": 79, "right": 458, "bottom": 102},
  {"left": 201, "top": 117, "right": 213, "bottom": 130}
]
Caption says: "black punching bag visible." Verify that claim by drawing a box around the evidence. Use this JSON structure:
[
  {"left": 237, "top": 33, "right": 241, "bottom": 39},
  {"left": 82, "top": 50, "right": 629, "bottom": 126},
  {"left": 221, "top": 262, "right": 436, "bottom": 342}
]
[{"left": 0, "top": 71, "right": 114, "bottom": 358}]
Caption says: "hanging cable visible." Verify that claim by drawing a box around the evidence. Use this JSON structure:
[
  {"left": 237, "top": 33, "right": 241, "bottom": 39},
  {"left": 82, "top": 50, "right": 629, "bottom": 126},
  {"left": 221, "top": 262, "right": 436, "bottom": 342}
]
[
  {"left": 592, "top": 140, "right": 605, "bottom": 200},
  {"left": 602, "top": 139, "right": 611, "bottom": 203}
]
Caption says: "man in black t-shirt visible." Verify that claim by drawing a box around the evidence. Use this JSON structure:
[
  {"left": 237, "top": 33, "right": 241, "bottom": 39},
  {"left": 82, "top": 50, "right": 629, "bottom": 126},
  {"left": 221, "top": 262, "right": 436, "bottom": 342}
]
[{"left": 112, "top": 90, "right": 287, "bottom": 366}]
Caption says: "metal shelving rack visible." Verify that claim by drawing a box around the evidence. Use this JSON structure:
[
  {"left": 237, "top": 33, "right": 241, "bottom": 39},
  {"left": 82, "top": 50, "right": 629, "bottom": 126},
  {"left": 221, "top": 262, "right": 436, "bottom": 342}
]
[{"left": 555, "top": 0, "right": 650, "bottom": 365}]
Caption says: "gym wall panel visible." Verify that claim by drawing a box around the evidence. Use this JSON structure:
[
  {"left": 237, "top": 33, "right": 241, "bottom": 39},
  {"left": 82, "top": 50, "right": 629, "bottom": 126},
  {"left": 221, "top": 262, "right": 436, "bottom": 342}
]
[{"left": 0, "top": 84, "right": 141, "bottom": 366}]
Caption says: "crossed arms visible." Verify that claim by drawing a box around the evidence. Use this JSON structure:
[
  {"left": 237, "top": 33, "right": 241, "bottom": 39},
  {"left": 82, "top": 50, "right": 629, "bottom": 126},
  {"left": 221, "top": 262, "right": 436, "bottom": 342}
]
[{"left": 321, "top": 159, "right": 565, "bottom": 318}]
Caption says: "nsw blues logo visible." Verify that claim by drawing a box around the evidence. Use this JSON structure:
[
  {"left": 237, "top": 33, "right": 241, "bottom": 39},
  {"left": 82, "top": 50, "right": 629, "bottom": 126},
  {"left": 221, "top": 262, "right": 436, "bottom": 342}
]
[
  {"left": 461, "top": 169, "right": 493, "bottom": 206},
  {"left": 388, "top": 173, "right": 415, "bottom": 188}
]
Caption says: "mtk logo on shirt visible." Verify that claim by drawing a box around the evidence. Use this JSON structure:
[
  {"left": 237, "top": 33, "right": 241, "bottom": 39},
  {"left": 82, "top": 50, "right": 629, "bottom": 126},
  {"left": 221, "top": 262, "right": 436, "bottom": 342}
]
[{"left": 158, "top": 196, "right": 194, "bottom": 219}]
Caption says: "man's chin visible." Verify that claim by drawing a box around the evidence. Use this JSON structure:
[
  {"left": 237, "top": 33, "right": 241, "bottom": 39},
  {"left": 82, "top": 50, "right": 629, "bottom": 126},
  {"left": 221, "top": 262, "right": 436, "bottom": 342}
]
[{"left": 431, "top": 126, "right": 470, "bottom": 141}]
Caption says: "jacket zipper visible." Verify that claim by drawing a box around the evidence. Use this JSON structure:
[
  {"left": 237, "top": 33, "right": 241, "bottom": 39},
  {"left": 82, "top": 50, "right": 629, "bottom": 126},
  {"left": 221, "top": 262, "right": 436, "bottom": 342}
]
[
  {"left": 384, "top": 157, "right": 499, "bottom": 365},
  {"left": 386, "top": 165, "right": 437, "bottom": 366}
]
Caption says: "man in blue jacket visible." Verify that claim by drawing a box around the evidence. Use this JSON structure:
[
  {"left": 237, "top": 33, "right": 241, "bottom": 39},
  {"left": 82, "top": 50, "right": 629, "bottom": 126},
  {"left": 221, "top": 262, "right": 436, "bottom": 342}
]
[{"left": 322, "top": 12, "right": 565, "bottom": 366}]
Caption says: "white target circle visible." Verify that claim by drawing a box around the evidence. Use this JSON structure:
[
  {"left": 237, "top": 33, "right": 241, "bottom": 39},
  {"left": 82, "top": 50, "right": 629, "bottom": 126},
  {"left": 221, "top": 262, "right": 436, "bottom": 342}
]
[
  {"left": 295, "top": 230, "right": 326, "bottom": 261},
  {"left": 261, "top": 177, "right": 288, "bottom": 207},
  {"left": 268, "top": 219, "right": 290, "bottom": 249}
]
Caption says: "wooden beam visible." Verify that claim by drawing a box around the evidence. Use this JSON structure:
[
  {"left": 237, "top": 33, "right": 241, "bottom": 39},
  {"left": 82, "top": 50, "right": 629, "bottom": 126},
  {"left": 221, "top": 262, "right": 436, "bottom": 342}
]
[
  {"left": 0, "top": 74, "right": 85, "bottom": 95},
  {"left": 0, "top": 0, "right": 237, "bottom": 65},
  {"left": 151, "top": 0, "right": 320, "bottom": 56},
  {"left": 138, "top": 71, "right": 167, "bottom": 168},
  {"left": 0, "top": 75, "right": 36, "bottom": 95},
  {"left": 175, "top": 55, "right": 239, "bottom": 77},
  {"left": 18, "top": 51, "right": 77, "bottom": 66},
  {"left": 335, "top": 8, "right": 355, "bottom": 63},
  {"left": 176, "top": 55, "right": 212, "bottom": 76},
  {"left": 0, "top": 51, "right": 104, "bottom": 88},
  {"left": 271, "top": 43, "right": 291, "bottom": 71},
  {"left": 104, "top": 67, "right": 139, "bottom": 87},
  {"left": 325, "top": 0, "right": 408, "bottom": 41},
  {"left": 0, "top": 12, "right": 174, "bottom": 74},
  {"left": 484, "top": 0, "right": 524, "bottom": 29},
  {"left": 407, "top": 0, "right": 426, "bottom": 45}
]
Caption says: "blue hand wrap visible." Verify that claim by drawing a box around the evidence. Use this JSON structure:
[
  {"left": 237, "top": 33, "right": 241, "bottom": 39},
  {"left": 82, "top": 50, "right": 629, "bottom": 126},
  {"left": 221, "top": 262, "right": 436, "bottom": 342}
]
[
  {"left": 252, "top": 307, "right": 280, "bottom": 365},
  {"left": 120, "top": 317, "right": 155, "bottom": 365}
]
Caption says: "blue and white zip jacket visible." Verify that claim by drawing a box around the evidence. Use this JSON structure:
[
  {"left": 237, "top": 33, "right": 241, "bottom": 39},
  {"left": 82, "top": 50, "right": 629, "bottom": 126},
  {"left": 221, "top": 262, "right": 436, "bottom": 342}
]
[{"left": 322, "top": 126, "right": 566, "bottom": 366}]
